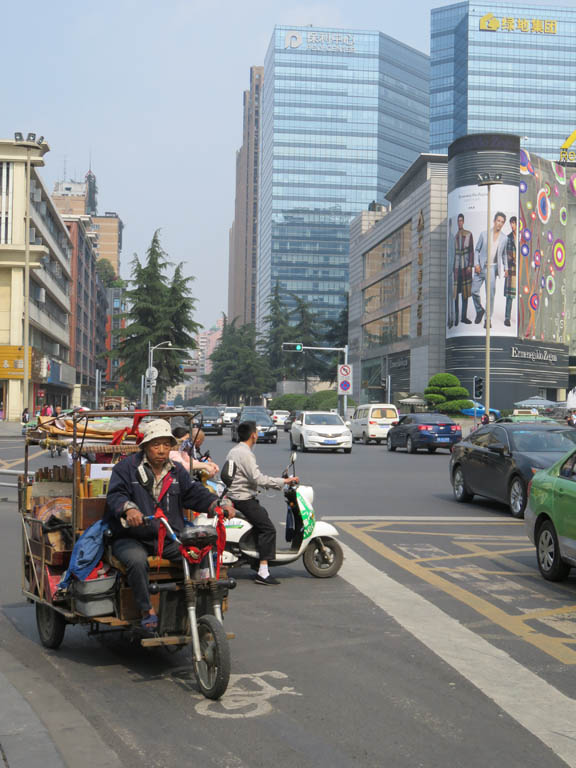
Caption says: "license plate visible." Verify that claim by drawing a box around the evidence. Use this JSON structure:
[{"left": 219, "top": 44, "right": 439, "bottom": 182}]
[
  {"left": 258, "top": 432, "right": 265, "bottom": 437},
  {"left": 323, "top": 439, "right": 337, "bottom": 445},
  {"left": 205, "top": 422, "right": 213, "bottom": 427},
  {"left": 437, "top": 437, "right": 450, "bottom": 443}
]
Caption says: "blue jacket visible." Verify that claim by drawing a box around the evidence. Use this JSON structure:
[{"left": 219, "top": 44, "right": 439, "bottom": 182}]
[
  {"left": 58, "top": 519, "right": 108, "bottom": 590},
  {"left": 104, "top": 452, "right": 215, "bottom": 543}
]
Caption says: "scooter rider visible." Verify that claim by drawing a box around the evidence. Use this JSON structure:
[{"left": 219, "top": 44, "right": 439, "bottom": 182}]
[
  {"left": 105, "top": 419, "right": 234, "bottom": 629},
  {"left": 226, "top": 420, "right": 298, "bottom": 586}
]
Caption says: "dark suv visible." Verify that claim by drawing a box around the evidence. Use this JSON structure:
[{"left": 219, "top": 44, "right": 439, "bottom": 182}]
[{"left": 191, "top": 406, "right": 223, "bottom": 435}]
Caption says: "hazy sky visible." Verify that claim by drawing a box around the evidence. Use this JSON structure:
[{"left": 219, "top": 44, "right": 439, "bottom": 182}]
[{"left": 4, "top": 0, "right": 575, "bottom": 329}]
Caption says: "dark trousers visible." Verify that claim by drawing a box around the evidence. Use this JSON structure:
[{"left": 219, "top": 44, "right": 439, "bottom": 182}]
[
  {"left": 232, "top": 498, "right": 276, "bottom": 562},
  {"left": 112, "top": 537, "right": 181, "bottom": 613}
]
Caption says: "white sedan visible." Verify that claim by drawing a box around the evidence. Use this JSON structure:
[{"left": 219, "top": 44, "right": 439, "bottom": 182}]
[{"left": 290, "top": 411, "right": 352, "bottom": 454}]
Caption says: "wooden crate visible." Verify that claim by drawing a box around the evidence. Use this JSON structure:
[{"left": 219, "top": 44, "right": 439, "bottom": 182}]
[
  {"left": 29, "top": 539, "right": 71, "bottom": 567},
  {"left": 76, "top": 497, "right": 107, "bottom": 530}
]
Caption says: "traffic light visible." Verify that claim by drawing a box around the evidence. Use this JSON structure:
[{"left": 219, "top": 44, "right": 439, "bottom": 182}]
[
  {"left": 473, "top": 376, "right": 484, "bottom": 399},
  {"left": 282, "top": 342, "right": 304, "bottom": 352}
]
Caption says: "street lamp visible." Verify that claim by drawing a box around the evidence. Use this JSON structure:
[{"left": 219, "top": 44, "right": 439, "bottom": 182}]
[
  {"left": 146, "top": 341, "right": 190, "bottom": 410},
  {"left": 14, "top": 132, "right": 48, "bottom": 413},
  {"left": 476, "top": 172, "right": 503, "bottom": 414}
]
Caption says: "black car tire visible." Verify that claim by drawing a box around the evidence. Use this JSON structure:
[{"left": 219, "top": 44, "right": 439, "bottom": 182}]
[
  {"left": 362, "top": 433, "right": 369, "bottom": 445},
  {"left": 508, "top": 476, "right": 527, "bottom": 519},
  {"left": 387, "top": 435, "right": 396, "bottom": 452},
  {"left": 217, "top": 429, "right": 223, "bottom": 436},
  {"left": 271, "top": 437, "right": 277, "bottom": 444},
  {"left": 452, "top": 465, "right": 473, "bottom": 503},
  {"left": 536, "top": 520, "right": 571, "bottom": 582},
  {"left": 344, "top": 447, "right": 352, "bottom": 454},
  {"left": 428, "top": 447, "right": 436, "bottom": 453},
  {"left": 406, "top": 436, "right": 417, "bottom": 454},
  {"left": 300, "top": 437, "right": 308, "bottom": 453}
]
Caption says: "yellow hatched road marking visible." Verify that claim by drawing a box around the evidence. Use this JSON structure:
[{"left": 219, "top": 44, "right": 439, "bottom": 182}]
[
  {"left": 340, "top": 521, "right": 576, "bottom": 665},
  {"left": 411, "top": 547, "right": 533, "bottom": 563},
  {"left": 0, "top": 449, "right": 46, "bottom": 469}
]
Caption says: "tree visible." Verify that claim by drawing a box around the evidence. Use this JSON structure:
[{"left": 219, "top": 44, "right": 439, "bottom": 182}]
[
  {"left": 290, "top": 296, "right": 330, "bottom": 391},
  {"left": 115, "top": 231, "right": 200, "bottom": 400},
  {"left": 424, "top": 373, "right": 473, "bottom": 414},
  {"left": 206, "top": 319, "right": 274, "bottom": 405},
  {"left": 263, "top": 282, "right": 294, "bottom": 380},
  {"left": 95, "top": 258, "right": 117, "bottom": 287}
]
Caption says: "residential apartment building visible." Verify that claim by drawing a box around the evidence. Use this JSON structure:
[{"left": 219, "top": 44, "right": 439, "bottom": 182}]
[
  {"left": 256, "top": 25, "right": 429, "bottom": 329},
  {"left": 0, "top": 138, "right": 74, "bottom": 420},
  {"left": 228, "top": 65, "right": 264, "bottom": 326},
  {"left": 430, "top": 1, "right": 576, "bottom": 158},
  {"left": 105, "top": 286, "right": 125, "bottom": 388}
]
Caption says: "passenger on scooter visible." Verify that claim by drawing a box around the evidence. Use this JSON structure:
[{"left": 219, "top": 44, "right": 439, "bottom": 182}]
[
  {"left": 171, "top": 426, "right": 219, "bottom": 478},
  {"left": 105, "top": 419, "right": 234, "bottom": 629},
  {"left": 226, "top": 421, "right": 299, "bottom": 586}
]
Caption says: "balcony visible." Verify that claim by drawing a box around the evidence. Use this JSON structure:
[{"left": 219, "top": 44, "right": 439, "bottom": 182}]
[{"left": 29, "top": 301, "right": 70, "bottom": 344}]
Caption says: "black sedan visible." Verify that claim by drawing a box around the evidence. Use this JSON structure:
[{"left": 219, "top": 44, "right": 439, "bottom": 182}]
[
  {"left": 231, "top": 409, "right": 278, "bottom": 443},
  {"left": 387, "top": 413, "right": 462, "bottom": 454},
  {"left": 450, "top": 423, "right": 576, "bottom": 518},
  {"left": 283, "top": 410, "right": 302, "bottom": 432}
]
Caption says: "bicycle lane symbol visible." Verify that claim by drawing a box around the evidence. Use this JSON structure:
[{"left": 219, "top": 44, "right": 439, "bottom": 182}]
[{"left": 194, "top": 671, "right": 302, "bottom": 718}]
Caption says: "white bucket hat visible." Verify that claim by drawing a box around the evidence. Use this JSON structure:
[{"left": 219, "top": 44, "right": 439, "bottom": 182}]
[{"left": 140, "top": 419, "right": 177, "bottom": 447}]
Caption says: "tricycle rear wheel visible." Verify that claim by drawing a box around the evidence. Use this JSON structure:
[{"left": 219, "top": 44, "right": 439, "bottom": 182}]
[
  {"left": 36, "top": 602, "right": 66, "bottom": 649},
  {"left": 194, "top": 615, "right": 230, "bottom": 700}
]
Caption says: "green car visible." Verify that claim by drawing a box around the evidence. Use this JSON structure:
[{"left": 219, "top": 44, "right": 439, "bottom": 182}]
[{"left": 525, "top": 448, "right": 576, "bottom": 581}]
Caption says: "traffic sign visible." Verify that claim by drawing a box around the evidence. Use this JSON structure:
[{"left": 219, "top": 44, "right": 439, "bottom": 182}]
[
  {"left": 145, "top": 366, "right": 158, "bottom": 380},
  {"left": 337, "top": 363, "right": 353, "bottom": 395}
]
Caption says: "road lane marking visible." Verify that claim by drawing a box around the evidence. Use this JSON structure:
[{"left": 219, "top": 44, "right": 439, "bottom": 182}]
[
  {"left": 0, "top": 448, "right": 46, "bottom": 469},
  {"left": 340, "top": 542, "right": 576, "bottom": 767},
  {"left": 340, "top": 522, "right": 576, "bottom": 665},
  {"left": 411, "top": 547, "right": 533, "bottom": 563},
  {"left": 193, "top": 671, "right": 302, "bottom": 718}
]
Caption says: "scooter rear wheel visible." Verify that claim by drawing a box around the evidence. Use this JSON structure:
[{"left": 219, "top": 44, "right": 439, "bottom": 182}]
[
  {"left": 303, "top": 537, "right": 343, "bottom": 578},
  {"left": 193, "top": 615, "right": 231, "bottom": 700}
]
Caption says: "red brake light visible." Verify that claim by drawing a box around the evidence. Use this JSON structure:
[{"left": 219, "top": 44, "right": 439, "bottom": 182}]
[
  {"left": 369, "top": 420, "right": 377, "bottom": 424},
  {"left": 450, "top": 425, "right": 461, "bottom": 432},
  {"left": 418, "top": 425, "right": 431, "bottom": 431},
  {"left": 391, "top": 421, "right": 398, "bottom": 426}
]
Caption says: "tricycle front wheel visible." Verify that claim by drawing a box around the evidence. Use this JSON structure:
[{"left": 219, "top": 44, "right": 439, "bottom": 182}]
[
  {"left": 193, "top": 615, "right": 230, "bottom": 700},
  {"left": 36, "top": 602, "right": 66, "bottom": 649}
]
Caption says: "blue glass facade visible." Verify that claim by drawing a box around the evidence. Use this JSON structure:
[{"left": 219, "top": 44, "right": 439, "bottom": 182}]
[
  {"left": 431, "top": 2, "right": 576, "bottom": 157},
  {"left": 257, "top": 26, "right": 429, "bottom": 328}
]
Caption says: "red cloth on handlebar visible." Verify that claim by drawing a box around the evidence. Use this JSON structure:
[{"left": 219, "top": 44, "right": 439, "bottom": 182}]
[
  {"left": 153, "top": 473, "right": 174, "bottom": 567},
  {"left": 111, "top": 410, "right": 148, "bottom": 446}
]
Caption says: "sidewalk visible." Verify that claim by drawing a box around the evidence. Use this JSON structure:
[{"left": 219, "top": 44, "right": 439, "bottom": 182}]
[
  {"left": 0, "top": 422, "right": 24, "bottom": 438},
  {"left": 0, "top": 665, "right": 67, "bottom": 768}
]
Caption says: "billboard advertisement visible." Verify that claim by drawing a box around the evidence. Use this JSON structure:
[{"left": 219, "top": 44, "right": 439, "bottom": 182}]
[
  {"left": 518, "top": 151, "right": 569, "bottom": 344},
  {"left": 447, "top": 184, "right": 518, "bottom": 338}
]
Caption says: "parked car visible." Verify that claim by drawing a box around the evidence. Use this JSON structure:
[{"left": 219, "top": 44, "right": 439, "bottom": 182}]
[
  {"left": 270, "top": 409, "right": 290, "bottom": 426},
  {"left": 496, "top": 415, "right": 557, "bottom": 424},
  {"left": 290, "top": 411, "right": 352, "bottom": 453},
  {"left": 222, "top": 406, "right": 240, "bottom": 426},
  {"left": 230, "top": 408, "right": 277, "bottom": 443},
  {"left": 284, "top": 410, "right": 302, "bottom": 432},
  {"left": 387, "top": 413, "right": 461, "bottom": 454},
  {"left": 350, "top": 403, "right": 399, "bottom": 445},
  {"left": 460, "top": 401, "right": 501, "bottom": 420},
  {"left": 190, "top": 406, "right": 223, "bottom": 435},
  {"left": 525, "top": 445, "right": 576, "bottom": 581},
  {"left": 450, "top": 423, "right": 576, "bottom": 518}
]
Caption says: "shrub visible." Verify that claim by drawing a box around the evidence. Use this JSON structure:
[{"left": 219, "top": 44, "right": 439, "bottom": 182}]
[
  {"left": 424, "top": 386, "right": 443, "bottom": 395},
  {"left": 424, "top": 393, "right": 447, "bottom": 405},
  {"left": 443, "top": 386, "right": 470, "bottom": 399},
  {"left": 440, "top": 399, "right": 473, "bottom": 414},
  {"left": 269, "top": 393, "right": 308, "bottom": 411},
  {"left": 428, "top": 373, "right": 460, "bottom": 389}
]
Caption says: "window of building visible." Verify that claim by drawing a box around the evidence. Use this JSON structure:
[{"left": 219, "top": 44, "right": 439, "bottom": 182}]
[
  {"left": 363, "top": 220, "right": 412, "bottom": 279},
  {"left": 363, "top": 265, "right": 412, "bottom": 314},
  {"left": 363, "top": 307, "right": 411, "bottom": 348}
]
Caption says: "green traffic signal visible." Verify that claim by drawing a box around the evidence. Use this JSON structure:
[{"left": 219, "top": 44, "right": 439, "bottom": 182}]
[
  {"left": 283, "top": 342, "right": 304, "bottom": 352},
  {"left": 295, "top": 343, "right": 303, "bottom": 352}
]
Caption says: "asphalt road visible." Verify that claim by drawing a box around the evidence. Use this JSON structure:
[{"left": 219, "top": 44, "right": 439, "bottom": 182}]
[{"left": 1, "top": 430, "right": 576, "bottom": 767}]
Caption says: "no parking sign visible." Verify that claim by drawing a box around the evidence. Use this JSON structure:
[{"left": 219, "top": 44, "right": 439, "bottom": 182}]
[{"left": 337, "top": 364, "right": 353, "bottom": 395}]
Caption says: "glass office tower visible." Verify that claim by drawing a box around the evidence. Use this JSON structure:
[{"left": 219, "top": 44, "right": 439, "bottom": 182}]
[
  {"left": 430, "top": 2, "right": 576, "bottom": 157},
  {"left": 257, "top": 26, "right": 429, "bottom": 328}
]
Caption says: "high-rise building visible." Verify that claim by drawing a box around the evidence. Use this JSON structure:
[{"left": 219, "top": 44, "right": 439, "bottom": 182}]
[
  {"left": 430, "top": 2, "right": 576, "bottom": 157},
  {"left": 0, "top": 139, "right": 75, "bottom": 419},
  {"left": 256, "top": 26, "right": 429, "bottom": 329},
  {"left": 229, "top": 65, "right": 264, "bottom": 326},
  {"left": 92, "top": 212, "right": 123, "bottom": 274}
]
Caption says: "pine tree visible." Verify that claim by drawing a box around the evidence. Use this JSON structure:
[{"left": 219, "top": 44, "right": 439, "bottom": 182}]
[
  {"left": 263, "top": 282, "right": 294, "bottom": 380},
  {"left": 290, "top": 296, "right": 330, "bottom": 391},
  {"left": 115, "top": 231, "right": 199, "bottom": 400}
]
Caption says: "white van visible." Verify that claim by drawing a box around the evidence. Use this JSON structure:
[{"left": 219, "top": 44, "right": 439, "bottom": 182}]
[{"left": 351, "top": 403, "right": 399, "bottom": 444}]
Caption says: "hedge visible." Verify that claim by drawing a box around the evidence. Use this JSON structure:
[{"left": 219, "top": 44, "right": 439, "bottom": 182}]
[
  {"left": 428, "top": 373, "right": 460, "bottom": 388},
  {"left": 443, "top": 386, "right": 470, "bottom": 399}
]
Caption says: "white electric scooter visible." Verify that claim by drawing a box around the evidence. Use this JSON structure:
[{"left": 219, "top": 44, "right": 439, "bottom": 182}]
[{"left": 201, "top": 452, "right": 343, "bottom": 578}]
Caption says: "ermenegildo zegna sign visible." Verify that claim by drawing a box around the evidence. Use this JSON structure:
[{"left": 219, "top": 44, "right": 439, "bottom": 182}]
[{"left": 511, "top": 346, "right": 558, "bottom": 364}]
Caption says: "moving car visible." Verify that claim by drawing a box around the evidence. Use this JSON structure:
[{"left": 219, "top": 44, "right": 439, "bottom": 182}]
[
  {"left": 460, "top": 401, "right": 501, "bottom": 420},
  {"left": 271, "top": 409, "right": 290, "bottom": 426},
  {"left": 230, "top": 408, "right": 278, "bottom": 443},
  {"left": 190, "top": 406, "right": 223, "bottom": 435},
  {"left": 387, "top": 413, "right": 461, "bottom": 454},
  {"left": 290, "top": 411, "right": 352, "bottom": 453},
  {"left": 222, "top": 406, "right": 239, "bottom": 426},
  {"left": 350, "top": 403, "right": 399, "bottom": 445},
  {"left": 283, "top": 410, "right": 302, "bottom": 432},
  {"left": 525, "top": 445, "right": 576, "bottom": 581},
  {"left": 450, "top": 423, "right": 576, "bottom": 518}
]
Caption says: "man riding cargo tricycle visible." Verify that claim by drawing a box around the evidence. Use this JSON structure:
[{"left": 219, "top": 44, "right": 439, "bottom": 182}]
[{"left": 19, "top": 410, "right": 236, "bottom": 700}]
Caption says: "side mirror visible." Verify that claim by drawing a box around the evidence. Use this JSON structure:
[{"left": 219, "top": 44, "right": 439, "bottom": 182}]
[
  {"left": 488, "top": 444, "right": 506, "bottom": 455},
  {"left": 295, "top": 420, "right": 302, "bottom": 426},
  {"left": 345, "top": 421, "right": 351, "bottom": 428},
  {"left": 220, "top": 459, "right": 236, "bottom": 487},
  {"left": 290, "top": 451, "right": 297, "bottom": 465}
]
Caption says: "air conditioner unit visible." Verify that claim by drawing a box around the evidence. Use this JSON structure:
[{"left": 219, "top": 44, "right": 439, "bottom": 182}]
[{"left": 38, "top": 288, "right": 46, "bottom": 303}]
